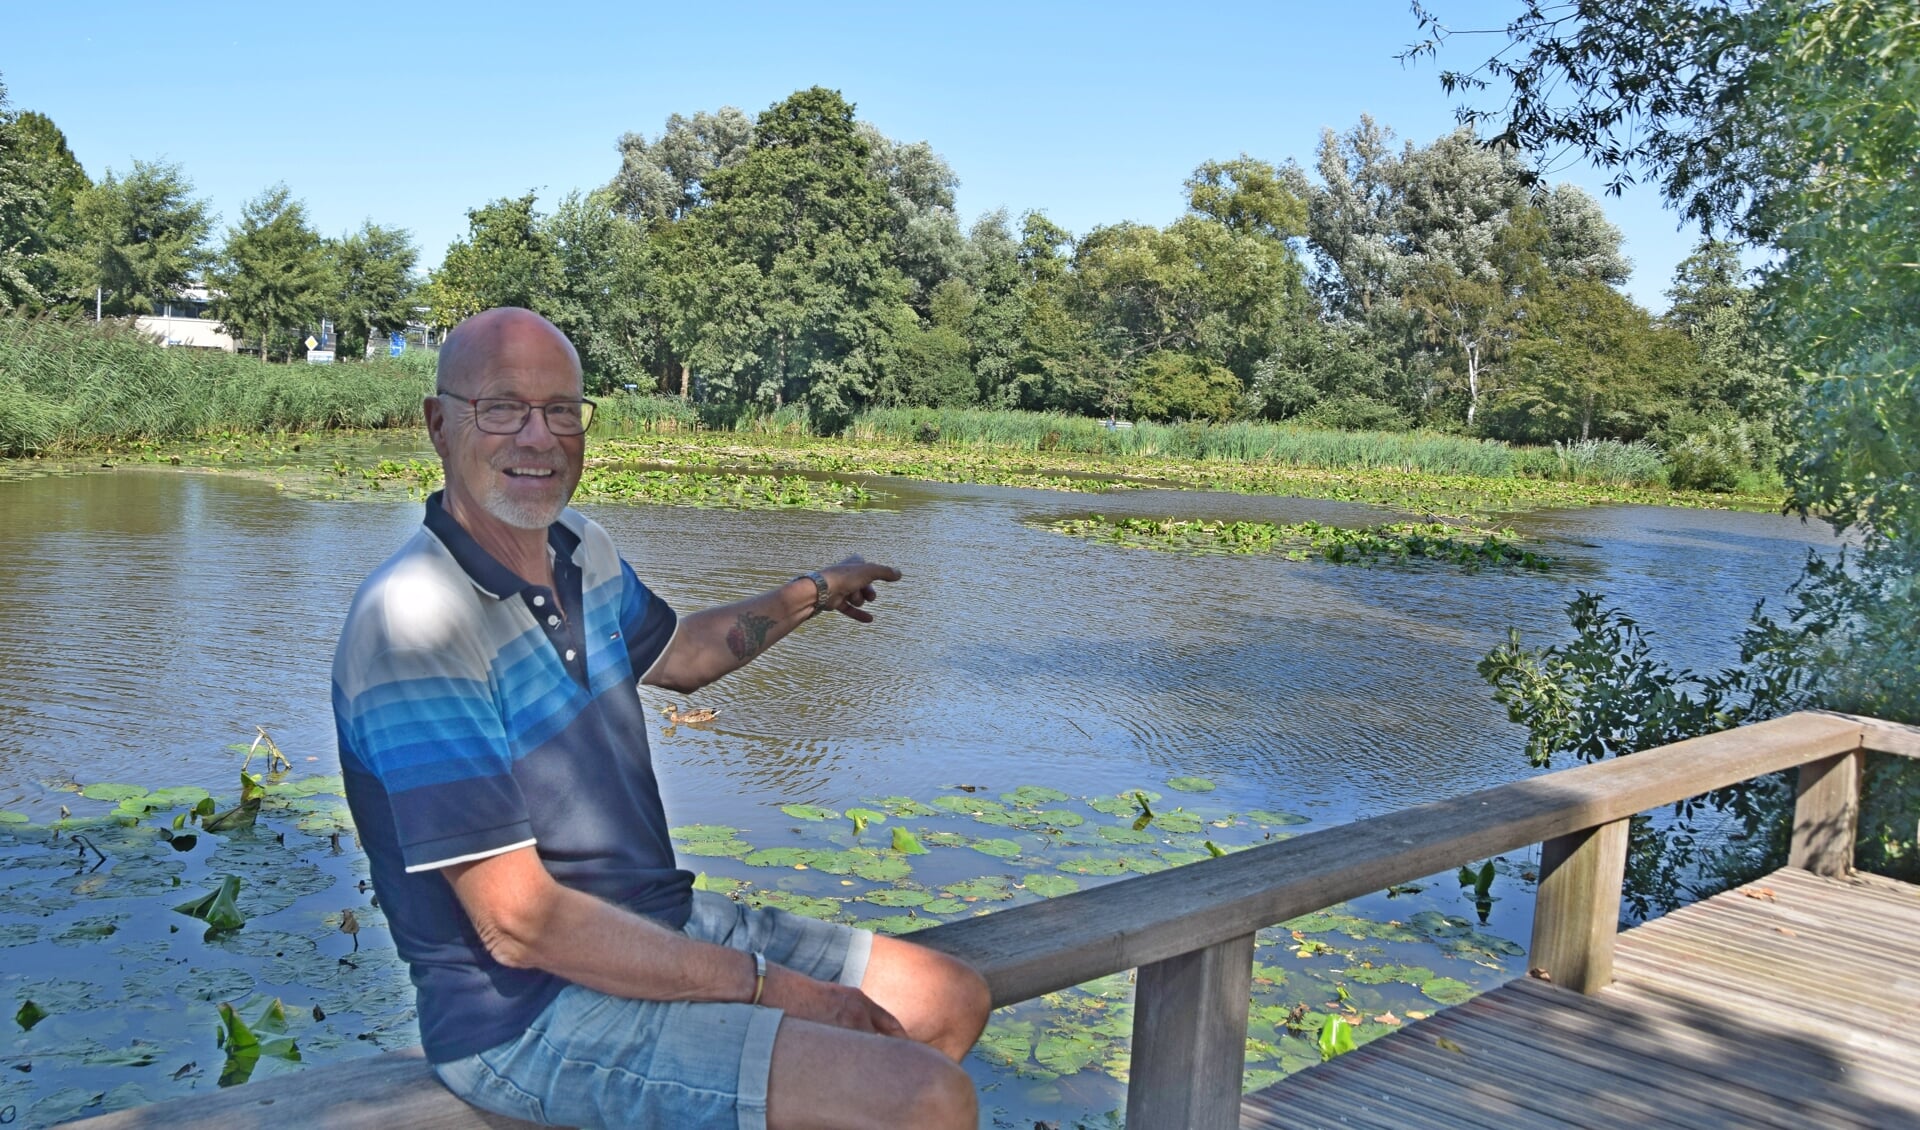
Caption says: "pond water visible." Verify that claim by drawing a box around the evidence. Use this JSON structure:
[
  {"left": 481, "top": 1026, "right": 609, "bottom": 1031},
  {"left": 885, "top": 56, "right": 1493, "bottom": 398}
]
[{"left": 0, "top": 461, "right": 1842, "bottom": 1125}]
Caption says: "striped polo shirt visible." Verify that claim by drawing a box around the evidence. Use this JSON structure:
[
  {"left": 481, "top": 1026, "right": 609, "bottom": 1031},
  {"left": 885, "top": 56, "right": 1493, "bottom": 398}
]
[{"left": 333, "top": 492, "right": 686, "bottom": 1062}]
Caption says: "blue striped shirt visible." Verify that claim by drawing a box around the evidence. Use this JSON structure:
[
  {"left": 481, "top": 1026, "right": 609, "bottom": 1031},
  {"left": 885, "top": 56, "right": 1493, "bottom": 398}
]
[{"left": 333, "top": 493, "right": 684, "bottom": 1062}]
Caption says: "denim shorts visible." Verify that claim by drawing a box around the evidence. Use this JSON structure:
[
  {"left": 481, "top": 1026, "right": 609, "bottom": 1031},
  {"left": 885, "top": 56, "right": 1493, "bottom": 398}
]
[{"left": 433, "top": 890, "right": 874, "bottom": 1130}]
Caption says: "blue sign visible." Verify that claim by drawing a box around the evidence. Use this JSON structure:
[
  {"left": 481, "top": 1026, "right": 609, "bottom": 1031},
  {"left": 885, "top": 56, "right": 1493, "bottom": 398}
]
[{"left": 389, "top": 332, "right": 405, "bottom": 357}]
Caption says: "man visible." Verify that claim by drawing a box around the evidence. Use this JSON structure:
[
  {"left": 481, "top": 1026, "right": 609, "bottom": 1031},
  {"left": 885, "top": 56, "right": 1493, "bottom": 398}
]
[{"left": 332, "top": 307, "right": 989, "bottom": 1129}]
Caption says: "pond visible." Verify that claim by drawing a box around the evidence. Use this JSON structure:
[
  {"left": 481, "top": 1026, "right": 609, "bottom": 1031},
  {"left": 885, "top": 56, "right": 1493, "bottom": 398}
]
[{"left": 0, "top": 459, "right": 1841, "bottom": 1126}]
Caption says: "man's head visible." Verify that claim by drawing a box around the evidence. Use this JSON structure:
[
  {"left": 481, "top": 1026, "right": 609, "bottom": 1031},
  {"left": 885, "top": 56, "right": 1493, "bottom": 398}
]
[{"left": 426, "top": 307, "right": 587, "bottom": 532}]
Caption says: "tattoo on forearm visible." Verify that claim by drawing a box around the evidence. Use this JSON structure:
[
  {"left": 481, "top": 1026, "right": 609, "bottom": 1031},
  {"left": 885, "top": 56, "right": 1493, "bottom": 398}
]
[{"left": 725, "top": 613, "right": 776, "bottom": 661}]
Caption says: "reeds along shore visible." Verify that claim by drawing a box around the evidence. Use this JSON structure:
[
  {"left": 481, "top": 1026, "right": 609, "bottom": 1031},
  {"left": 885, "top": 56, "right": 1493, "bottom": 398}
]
[{"left": 2, "top": 316, "right": 1667, "bottom": 488}]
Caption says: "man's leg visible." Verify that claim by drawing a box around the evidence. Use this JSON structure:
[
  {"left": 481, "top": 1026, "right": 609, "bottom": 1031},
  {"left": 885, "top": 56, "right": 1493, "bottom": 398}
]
[
  {"left": 767, "top": 1017, "right": 977, "bottom": 1130},
  {"left": 856, "top": 934, "right": 992, "bottom": 1061}
]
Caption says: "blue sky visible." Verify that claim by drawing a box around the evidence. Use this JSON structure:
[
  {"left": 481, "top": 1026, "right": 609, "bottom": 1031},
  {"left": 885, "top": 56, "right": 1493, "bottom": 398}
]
[{"left": 4, "top": 1, "right": 1700, "bottom": 310}]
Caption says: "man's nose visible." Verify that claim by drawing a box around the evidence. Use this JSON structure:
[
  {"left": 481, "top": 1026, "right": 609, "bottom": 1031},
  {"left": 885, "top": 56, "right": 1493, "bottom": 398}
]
[{"left": 514, "top": 406, "right": 560, "bottom": 445}]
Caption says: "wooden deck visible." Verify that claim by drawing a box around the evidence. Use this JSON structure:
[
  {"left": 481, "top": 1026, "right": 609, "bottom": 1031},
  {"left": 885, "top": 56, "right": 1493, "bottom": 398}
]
[{"left": 1243, "top": 867, "right": 1920, "bottom": 1129}]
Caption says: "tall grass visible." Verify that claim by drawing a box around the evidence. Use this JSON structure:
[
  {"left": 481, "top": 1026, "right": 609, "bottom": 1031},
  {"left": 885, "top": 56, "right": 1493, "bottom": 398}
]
[
  {"left": 0, "top": 317, "right": 433, "bottom": 455},
  {"left": 850, "top": 406, "right": 1522, "bottom": 477}
]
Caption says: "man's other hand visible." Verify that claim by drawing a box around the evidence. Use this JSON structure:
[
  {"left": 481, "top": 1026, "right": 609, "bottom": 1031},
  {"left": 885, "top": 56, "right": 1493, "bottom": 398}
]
[{"left": 762, "top": 963, "right": 908, "bottom": 1038}]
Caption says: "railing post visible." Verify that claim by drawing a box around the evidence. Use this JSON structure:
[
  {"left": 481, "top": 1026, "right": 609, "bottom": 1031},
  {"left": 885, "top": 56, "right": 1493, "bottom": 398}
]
[
  {"left": 1791, "top": 750, "right": 1863, "bottom": 877},
  {"left": 1529, "top": 818, "right": 1629, "bottom": 994},
  {"left": 1125, "top": 932, "right": 1255, "bottom": 1130}
]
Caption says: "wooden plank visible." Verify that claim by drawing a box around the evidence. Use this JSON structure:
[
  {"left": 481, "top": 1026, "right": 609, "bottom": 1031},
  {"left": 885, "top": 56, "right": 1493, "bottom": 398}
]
[
  {"left": 1791, "top": 750, "right": 1863, "bottom": 876},
  {"left": 920, "top": 711, "right": 1866, "bottom": 1006},
  {"left": 1126, "top": 932, "right": 1254, "bottom": 1130},
  {"left": 1819, "top": 710, "right": 1920, "bottom": 759},
  {"left": 65, "top": 1047, "right": 538, "bottom": 1130},
  {"left": 1529, "top": 818, "right": 1628, "bottom": 993},
  {"left": 1278, "top": 1043, "right": 1582, "bottom": 1128}
]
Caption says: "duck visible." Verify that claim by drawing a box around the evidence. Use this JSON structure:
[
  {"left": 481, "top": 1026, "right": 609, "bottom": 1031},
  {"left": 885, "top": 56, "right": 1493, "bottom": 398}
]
[{"left": 661, "top": 704, "right": 720, "bottom": 725}]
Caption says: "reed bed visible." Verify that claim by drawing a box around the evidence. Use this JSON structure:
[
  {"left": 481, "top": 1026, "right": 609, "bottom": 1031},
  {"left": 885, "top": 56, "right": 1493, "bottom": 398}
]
[{"left": 0, "top": 317, "right": 433, "bottom": 455}]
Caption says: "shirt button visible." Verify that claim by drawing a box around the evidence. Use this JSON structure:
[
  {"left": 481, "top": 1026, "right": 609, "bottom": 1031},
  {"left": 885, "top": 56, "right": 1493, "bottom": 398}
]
[
  {"left": 548, "top": 615, "right": 560, "bottom": 627},
  {"left": 565, "top": 649, "right": 576, "bottom": 662},
  {"left": 532, "top": 595, "right": 545, "bottom": 607}
]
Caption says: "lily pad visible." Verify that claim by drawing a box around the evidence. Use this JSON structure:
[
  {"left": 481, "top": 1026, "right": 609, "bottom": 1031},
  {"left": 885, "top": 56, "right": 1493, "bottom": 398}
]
[
  {"left": 1152, "top": 811, "right": 1205, "bottom": 834},
  {"left": 1345, "top": 963, "right": 1435, "bottom": 985},
  {"left": 846, "top": 808, "right": 887, "bottom": 834},
  {"left": 866, "top": 915, "right": 932, "bottom": 935},
  {"left": 79, "top": 783, "right": 149, "bottom": 803},
  {"left": 870, "top": 796, "right": 940, "bottom": 818},
  {"left": 969, "top": 837, "right": 1022, "bottom": 859},
  {"left": 1409, "top": 910, "right": 1474, "bottom": 938},
  {"left": 1056, "top": 857, "right": 1130, "bottom": 876},
  {"left": 174, "top": 875, "right": 246, "bottom": 933},
  {"left": 1036, "top": 1029, "right": 1106, "bottom": 1075},
  {"left": 1421, "top": 977, "right": 1477, "bottom": 1005},
  {"left": 1165, "top": 776, "right": 1216, "bottom": 793},
  {"left": 976, "top": 1019, "right": 1035, "bottom": 1066},
  {"left": 1003, "top": 786, "right": 1071, "bottom": 807},
  {"left": 780, "top": 804, "right": 839, "bottom": 822},
  {"left": 1086, "top": 791, "right": 1160, "bottom": 816},
  {"left": 16, "top": 999, "right": 49, "bottom": 1030},
  {"left": 890, "top": 827, "right": 927, "bottom": 855},
  {"left": 745, "top": 890, "right": 841, "bottom": 919},
  {"left": 923, "top": 898, "right": 967, "bottom": 915},
  {"left": 1097, "top": 825, "right": 1154, "bottom": 845},
  {"left": 1034, "top": 809, "right": 1085, "bottom": 828},
  {"left": 677, "top": 835, "right": 753, "bottom": 858},
  {"left": 942, "top": 876, "right": 1014, "bottom": 901},
  {"left": 849, "top": 854, "right": 912, "bottom": 882},
  {"left": 1021, "top": 873, "right": 1079, "bottom": 898},
  {"left": 933, "top": 795, "right": 1006, "bottom": 817},
  {"left": 1243, "top": 809, "right": 1311, "bottom": 826},
  {"left": 861, "top": 888, "right": 932, "bottom": 908},
  {"left": 0, "top": 809, "right": 29, "bottom": 824},
  {"left": 919, "top": 831, "right": 968, "bottom": 848},
  {"left": 743, "top": 848, "right": 818, "bottom": 869}
]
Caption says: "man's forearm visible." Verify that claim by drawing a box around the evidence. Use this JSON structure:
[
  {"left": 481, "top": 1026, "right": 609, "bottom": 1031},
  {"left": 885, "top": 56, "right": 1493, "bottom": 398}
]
[
  {"left": 643, "top": 576, "right": 817, "bottom": 693},
  {"left": 509, "top": 880, "right": 755, "bottom": 1003}
]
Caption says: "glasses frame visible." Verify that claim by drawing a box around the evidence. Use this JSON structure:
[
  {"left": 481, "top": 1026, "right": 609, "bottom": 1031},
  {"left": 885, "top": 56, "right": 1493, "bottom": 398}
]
[{"left": 436, "top": 391, "right": 597, "bottom": 436}]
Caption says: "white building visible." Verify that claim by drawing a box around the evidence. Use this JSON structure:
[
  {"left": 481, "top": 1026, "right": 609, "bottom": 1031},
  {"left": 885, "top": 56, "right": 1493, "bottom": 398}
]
[{"left": 134, "top": 287, "right": 235, "bottom": 351}]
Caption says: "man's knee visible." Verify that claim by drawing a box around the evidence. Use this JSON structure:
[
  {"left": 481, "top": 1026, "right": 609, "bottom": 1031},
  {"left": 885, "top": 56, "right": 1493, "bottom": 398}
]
[{"left": 897, "top": 1045, "right": 977, "bottom": 1129}]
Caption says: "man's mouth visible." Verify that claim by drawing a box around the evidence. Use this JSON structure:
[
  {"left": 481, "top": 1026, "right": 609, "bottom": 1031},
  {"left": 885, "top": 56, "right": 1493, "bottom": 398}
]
[{"left": 503, "top": 467, "right": 558, "bottom": 479}]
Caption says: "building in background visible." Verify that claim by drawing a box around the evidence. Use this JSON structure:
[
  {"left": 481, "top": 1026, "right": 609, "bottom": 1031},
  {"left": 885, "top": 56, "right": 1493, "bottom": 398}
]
[{"left": 134, "top": 287, "right": 235, "bottom": 351}]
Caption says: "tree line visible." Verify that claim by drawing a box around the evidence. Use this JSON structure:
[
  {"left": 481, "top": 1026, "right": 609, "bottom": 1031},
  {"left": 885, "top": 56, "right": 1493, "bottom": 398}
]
[{"left": 2, "top": 78, "right": 1779, "bottom": 482}]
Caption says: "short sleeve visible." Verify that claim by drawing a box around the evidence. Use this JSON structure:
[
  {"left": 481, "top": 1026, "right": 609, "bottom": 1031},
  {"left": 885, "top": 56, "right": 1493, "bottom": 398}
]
[
  {"left": 338, "top": 645, "right": 534, "bottom": 871},
  {"left": 617, "top": 559, "right": 677, "bottom": 679}
]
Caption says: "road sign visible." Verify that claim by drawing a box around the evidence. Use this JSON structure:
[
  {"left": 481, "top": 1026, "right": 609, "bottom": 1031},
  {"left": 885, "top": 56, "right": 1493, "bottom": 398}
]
[
  {"left": 304, "top": 335, "right": 318, "bottom": 350},
  {"left": 306, "top": 349, "right": 335, "bottom": 365},
  {"left": 390, "top": 331, "right": 405, "bottom": 357}
]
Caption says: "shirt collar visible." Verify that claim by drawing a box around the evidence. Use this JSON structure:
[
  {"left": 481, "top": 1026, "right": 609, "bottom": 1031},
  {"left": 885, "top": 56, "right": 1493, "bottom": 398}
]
[{"left": 423, "top": 490, "right": 582, "bottom": 599}]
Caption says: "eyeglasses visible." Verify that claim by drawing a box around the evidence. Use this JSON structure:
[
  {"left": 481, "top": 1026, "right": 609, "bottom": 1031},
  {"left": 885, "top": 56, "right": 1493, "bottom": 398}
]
[{"left": 437, "top": 393, "right": 597, "bottom": 436}]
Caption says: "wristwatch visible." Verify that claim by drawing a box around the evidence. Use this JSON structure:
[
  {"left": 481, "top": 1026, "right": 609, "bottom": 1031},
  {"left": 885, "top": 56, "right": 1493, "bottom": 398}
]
[{"left": 798, "top": 570, "right": 831, "bottom": 616}]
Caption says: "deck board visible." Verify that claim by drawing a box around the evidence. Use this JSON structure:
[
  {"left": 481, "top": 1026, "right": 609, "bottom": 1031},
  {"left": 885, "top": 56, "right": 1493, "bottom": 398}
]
[{"left": 1243, "top": 868, "right": 1920, "bottom": 1129}]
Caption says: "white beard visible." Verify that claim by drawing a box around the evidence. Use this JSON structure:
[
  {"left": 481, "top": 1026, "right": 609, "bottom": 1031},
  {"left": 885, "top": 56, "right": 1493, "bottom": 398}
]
[{"left": 481, "top": 478, "right": 569, "bottom": 529}]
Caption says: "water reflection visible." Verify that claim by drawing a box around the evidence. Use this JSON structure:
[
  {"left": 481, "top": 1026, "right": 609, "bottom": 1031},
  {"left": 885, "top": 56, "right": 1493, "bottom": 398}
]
[{"left": 0, "top": 467, "right": 1841, "bottom": 830}]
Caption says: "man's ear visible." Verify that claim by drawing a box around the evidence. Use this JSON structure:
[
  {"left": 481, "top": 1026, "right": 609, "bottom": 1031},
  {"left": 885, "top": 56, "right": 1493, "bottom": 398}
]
[{"left": 424, "top": 395, "right": 451, "bottom": 460}]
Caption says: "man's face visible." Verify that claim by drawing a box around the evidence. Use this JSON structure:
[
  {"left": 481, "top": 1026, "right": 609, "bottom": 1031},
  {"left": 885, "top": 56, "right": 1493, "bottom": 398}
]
[{"left": 427, "top": 319, "right": 586, "bottom": 532}]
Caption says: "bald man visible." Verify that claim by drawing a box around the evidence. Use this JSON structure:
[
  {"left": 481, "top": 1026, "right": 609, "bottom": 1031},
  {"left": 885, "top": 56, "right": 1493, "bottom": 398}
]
[{"left": 332, "top": 308, "right": 988, "bottom": 1129}]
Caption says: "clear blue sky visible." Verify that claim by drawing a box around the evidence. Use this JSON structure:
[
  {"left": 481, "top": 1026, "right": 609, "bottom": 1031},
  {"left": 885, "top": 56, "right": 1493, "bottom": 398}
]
[{"left": 4, "top": 1, "right": 1699, "bottom": 310}]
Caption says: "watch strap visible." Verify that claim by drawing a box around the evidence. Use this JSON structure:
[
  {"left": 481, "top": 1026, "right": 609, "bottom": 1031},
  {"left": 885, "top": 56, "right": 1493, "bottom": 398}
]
[{"left": 799, "top": 570, "right": 830, "bottom": 614}]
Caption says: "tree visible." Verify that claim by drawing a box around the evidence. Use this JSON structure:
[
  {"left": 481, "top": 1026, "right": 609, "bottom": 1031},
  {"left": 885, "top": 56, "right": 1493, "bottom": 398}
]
[
  {"left": 208, "top": 185, "right": 327, "bottom": 360},
  {"left": 322, "top": 222, "right": 417, "bottom": 361},
  {"left": 859, "top": 122, "right": 966, "bottom": 312},
  {"left": 668, "top": 87, "right": 910, "bottom": 426},
  {"left": 540, "top": 189, "right": 659, "bottom": 395},
  {"left": 420, "top": 193, "right": 557, "bottom": 331},
  {"left": 52, "top": 159, "right": 210, "bottom": 317},
  {"left": 0, "top": 95, "right": 90, "bottom": 311},
  {"left": 1489, "top": 277, "right": 1684, "bottom": 443},
  {"left": 611, "top": 107, "right": 755, "bottom": 223}
]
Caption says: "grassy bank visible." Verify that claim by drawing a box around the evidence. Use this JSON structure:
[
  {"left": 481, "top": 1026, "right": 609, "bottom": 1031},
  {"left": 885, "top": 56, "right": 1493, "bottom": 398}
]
[{"left": 0, "top": 317, "right": 432, "bottom": 455}]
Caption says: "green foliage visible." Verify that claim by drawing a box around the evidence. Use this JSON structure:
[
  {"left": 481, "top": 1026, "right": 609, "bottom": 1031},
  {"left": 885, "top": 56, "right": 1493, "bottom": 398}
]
[
  {"left": 1048, "top": 514, "right": 1551, "bottom": 570},
  {"left": 50, "top": 158, "right": 211, "bottom": 316},
  {"left": 1126, "top": 351, "right": 1240, "bottom": 422},
  {"left": 208, "top": 185, "right": 329, "bottom": 360},
  {"left": 321, "top": 221, "right": 418, "bottom": 361},
  {"left": 421, "top": 191, "right": 557, "bottom": 329},
  {"left": 0, "top": 317, "right": 431, "bottom": 455}
]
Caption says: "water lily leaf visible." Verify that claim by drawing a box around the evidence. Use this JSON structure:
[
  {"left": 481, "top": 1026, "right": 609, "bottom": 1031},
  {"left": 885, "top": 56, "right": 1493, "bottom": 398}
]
[
  {"left": 16, "top": 999, "right": 48, "bottom": 1030},
  {"left": 174, "top": 875, "right": 245, "bottom": 932},
  {"left": 253, "top": 998, "right": 290, "bottom": 1035},
  {"left": 671, "top": 823, "right": 742, "bottom": 842},
  {"left": 145, "top": 786, "right": 213, "bottom": 810},
  {"left": 1036, "top": 1030, "right": 1105, "bottom": 1075},
  {"left": 0, "top": 809, "right": 29, "bottom": 824},
  {"left": 942, "top": 876, "right": 1013, "bottom": 901},
  {"left": 976, "top": 1019, "right": 1034, "bottom": 1066},
  {"left": 1021, "top": 873, "right": 1079, "bottom": 898},
  {"left": 1086, "top": 794, "right": 1139, "bottom": 816},
  {"left": 870, "top": 796, "right": 939, "bottom": 817},
  {"left": 745, "top": 890, "right": 840, "bottom": 919},
  {"left": 202, "top": 795, "right": 261, "bottom": 832},
  {"left": 780, "top": 804, "right": 838, "bottom": 822},
  {"left": 266, "top": 775, "right": 344, "bottom": 799},
  {"left": 0, "top": 922, "right": 39, "bottom": 947},
  {"left": 1421, "top": 977, "right": 1476, "bottom": 1005},
  {"left": 1205, "top": 840, "right": 1227, "bottom": 858},
  {"left": 849, "top": 853, "right": 912, "bottom": 882},
  {"left": 933, "top": 795, "right": 1005, "bottom": 817},
  {"left": 861, "top": 888, "right": 931, "bottom": 908},
  {"left": 53, "top": 916, "right": 120, "bottom": 944},
  {"left": 1097, "top": 825, "right": 1154, "bottom": 845},
  {"left": 678, "top": 836, "right": 752, "bottom": 858},
  {"left": 79, "top": 782, "right": 149, "bottom": 803},
  {"left": 969, "top": 837, "right": 1021, "bottom": 859},
  {"left": 1317, "top": 1014, "right": 1356, "bottom": 1061},
  {"left": 1166, "top": 777, "right": 1215, "bottom": 793},
  {"left": 743, "top": 848, "right": 817, "bottom": 869},
  {"left": 217, "top": 1000, "right": 258, "bottom": 1052},
  {"left": 1002, "top": 786, "right": 1070, "bottom": 807},
  {"left": 890, "top": 827, "right": 927, "bottom": 855},
  {"left": 1153, "top": 812, "right": 1204, "bottom": 834},
  {"left": 1056, "top": 857, "right": 1129, "bottom": 876},
  {"left": 1242, "top": 809, "right": 1311, "bottom": 826},
  {"left": 923, "top": 898, "right": 966, "bottom": 915},
  {"left": 919, "top": 831, "right": 968, "bottom": 847},
  {"left": 1034, "top": 808, "right": 1085, "bottom": 828},
  {"left": 1346, "top": 963, "right": 1435, "bottom": 986},
  {"left": 691, "top": 872, "right": 747, "bottom": 895},
  {"left": 866, "top": 915, "right": 932, "bottom": 935},
  {"left": 1410, "top": 910, "right": 1473, "bottom": 938},
  {"left": 846, "top": 808, "right": 886, "bottom": 834}
]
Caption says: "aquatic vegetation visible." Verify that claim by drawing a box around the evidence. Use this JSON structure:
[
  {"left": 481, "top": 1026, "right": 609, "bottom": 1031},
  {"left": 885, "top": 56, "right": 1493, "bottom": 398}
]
[
  {"left": 0, "top": 760, "right": 1528, "bottom": 1127},
  {"left": 1043, "top": 514, "right": 1554, "bottom": 570}
]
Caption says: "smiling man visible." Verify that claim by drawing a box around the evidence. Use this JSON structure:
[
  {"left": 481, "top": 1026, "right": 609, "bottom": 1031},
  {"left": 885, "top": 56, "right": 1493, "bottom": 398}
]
[{"left": 331, "top": 307, "right": 988, "bottom": 1129}]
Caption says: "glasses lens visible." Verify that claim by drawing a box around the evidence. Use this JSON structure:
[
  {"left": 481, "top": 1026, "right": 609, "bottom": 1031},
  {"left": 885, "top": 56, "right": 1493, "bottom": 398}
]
[
  {"left": 474, "top": 399, "right": 529, "bottom": 433},
  {"left": 545, "top": 401, "right": 592, "bottom": 435}
]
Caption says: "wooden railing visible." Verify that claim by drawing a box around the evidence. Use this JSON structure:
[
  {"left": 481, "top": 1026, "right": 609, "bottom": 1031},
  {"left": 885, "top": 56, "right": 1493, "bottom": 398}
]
[{"left": 73, "top": 710, "right": 1920, "bottom": 1130}]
